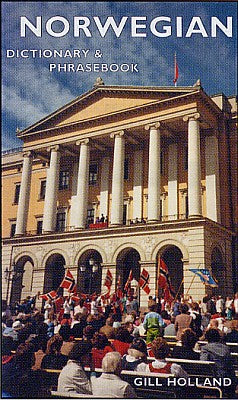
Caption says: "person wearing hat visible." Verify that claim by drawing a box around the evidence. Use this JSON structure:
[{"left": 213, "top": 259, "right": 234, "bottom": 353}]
[
  {"left": 57, "top": 341, "right": 92, "bottom": 395},
  {"left": 121, "top": 337, "right": 148, "bottom": 371}
]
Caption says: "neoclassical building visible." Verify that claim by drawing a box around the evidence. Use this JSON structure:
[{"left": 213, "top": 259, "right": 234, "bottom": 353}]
[{"left": 2, "top": 81, "right": 237, "bottom": 308}]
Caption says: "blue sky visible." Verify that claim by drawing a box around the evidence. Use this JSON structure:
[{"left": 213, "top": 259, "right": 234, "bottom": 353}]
[{"left": 2, "top": 1, "right": 237, "bottom": 150}]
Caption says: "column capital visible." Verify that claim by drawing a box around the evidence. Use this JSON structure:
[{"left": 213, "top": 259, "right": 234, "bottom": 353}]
[
  {"left": 145, "top": 122, "right": 160, "bottom": 131},
  {"left": 110, "top": 130, "right": 124, "bottom": 139},
  {"left": 76, "top": 138, "right": 90, "bottom": 146},
  {"left": 183, "top": 112, "right": 200, "bottom": 122},
  {"left": 47, "top": 144, "right": 60, "bottom": 153},
  {"left": 22, "top": 150, "right": 34, "bottom": 158}
]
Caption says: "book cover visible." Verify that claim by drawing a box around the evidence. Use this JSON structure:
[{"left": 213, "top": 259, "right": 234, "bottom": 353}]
[{"left": 2, "top": 1, "right": 237, "bottom": 399}]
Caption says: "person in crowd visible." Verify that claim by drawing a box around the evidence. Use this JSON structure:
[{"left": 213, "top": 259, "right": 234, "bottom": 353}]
[
  {"left": 2, "top": 336, "right": 15, "bottom": 365},
  {"left": 164, "top": 316, "right": 176, "bottom": 337},
  {"left": 148, "top": 295, "right": 156, "bottom": 309},
  {"left": 63, "top": 296, "right": 71, "bottom": 318},
  {"left": 32, "top": 338, "right": 48, "bottom": 370},
  {"left": 121, "top": 337, "right": 148, "bottom": 371},
  {"left": 111, "top": 327, "right": 132, "bottom": 356},
  {"left": 41, "top": 334, "right": 68, "bottom": 369},
  {"left": 190, "top": 302, "right": 202, "bottom": 339},
  {"left": 2, "top": 319, "right": 18, "bottom": 341},
  {"left": 171, "top": 328, "right": 199, "bottom": 360},
  {"left": 234, "top": 292, "right": 238, "bottom": 319},
  {"left": 74, "top": 299, "right": 88, "bottom": 317},
  {"left": 99, "top": 317, "right": 115, "bottom": 339},
  {"left": 2, "top": 342, "right": 47, "bottom": 398},
  {"left": 172, "top": 297, "right": 181, "bottom": 317},
  {"left": 225, "top": 319, "right": 238, "bottom": 343},
  {"left": 91, "top": 351, "right": 137, "bottom": 398},
  {"left": 131, "top": 295, "right": 139, "bottom": 316},
  {"left": 59, "top": 324, "right": 74, "bottom": 356},
  {"left": 126, "top": 296, "right": 134, "bottom": 314},
  {"left": 200, "top": 328, "right": 236, "bottom": 397},
  {"left": 71, "top": 313, "right": 87, "bottom": 339},
  {"left": 58, "top": 342, "right": 92, "bottom": 395},
  {"left": 44, "top": 299, "right": 53, "bottom": 320},
  {"left": 143, "top": 304, "right": 166, "bottom": 343},
  {"left": 207, "top": 296, "right": 217, "bottom": 315},
  {"left": 161, "top": 310, "right": 172, "bottom": 326},
  {"left": 174, "top": 303, "right": 193, "bottom": 341},
  {"left": 137, "top": 337, "right": 188, "bottom": 377},
  {"left": 91, "top": 332, "right": 114, "bottom": 368},
  {"left": 225, "top": 296, "right": 233, "bottom": 320},
  {"left": 216, "top": 295, "right": 224, "bottom": 314},
  {"left": 124, "top": 321, "right": 135, "bottom": 342}
]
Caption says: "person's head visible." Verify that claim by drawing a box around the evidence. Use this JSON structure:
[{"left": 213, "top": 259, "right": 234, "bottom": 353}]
[
  {"left": 148, "top": 304, "right": 157, "bottom": 312},
  {"left": 15, "top": 342, "right": 35, "bottom": 368},
  {"left": 5, "top": 319, "right": 13, "bottom": 328},
  {"left": 46, "top": 334, "right": 63, "bottom": 355},
  {"left": 180, "top": 304, "right": 189, "bottom": 314},
  {"left": 191, "top": 302, "right": 200, "bottom": 312},
  {"left": 92, "top": 333, "right": 109, "bottom": 350},
  {"left": 181, "top": 328, "right": 197, "bottom": 349},
  {"left": 68, "top": 341, "right": 92, "bottom": 362},
  {"left": 205, "top": 328, "right": 221, "bottom": 343},
  {"left": 128, "top": 337, "right": 147, "bottom": 359},
  {"left": 74, "top": 313, "right": 82, "bottom": 322},
  {"left": 106, "top": 317, "right": 113, "bottom": 327},
  {"left": 59, "top": 324, "right": 71, "bottom": 341},
  {"left": 151, "top": 337, "right": 170, "bottom": 360},
  {"left": 115, "top": 327, "right": 132, "bottom": 343},
  {"left": 148, "top": 296, "right": 153, "bottom": 300},
  {"left": 102, "top": 351, "right": 122, "bottom": 375},
  {"left": 161, "top": 310, "right": 170, "bottom": 320},
  {"left": 125, "top": 321, "right": 134, "bottom": 334},
  {"left": 209, "top": 319, "right": 219, "bottom": 329},
  {"left": 83, "top": 325, "right": 95, "bottom": 341}
]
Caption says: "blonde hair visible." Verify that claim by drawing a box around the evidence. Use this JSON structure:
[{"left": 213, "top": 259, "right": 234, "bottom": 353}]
[{"left": 102, "top": 351, "right": 121, "bottom": 373}]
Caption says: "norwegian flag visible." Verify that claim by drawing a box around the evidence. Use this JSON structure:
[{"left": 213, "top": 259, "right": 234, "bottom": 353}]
[
  {"left": 53, "top": 296, "right": 64, "bottom": 312},
  {"left": 60, "top": 269, "right": 76, "bottom": 292},
  {"left": 138, "top": 268, "right": 150, "bottom": 294},
  {"left": 124, "top": 270, "right": 133, "bottom": 292},
  {"left": 104, "top": 269, "right": 113, "bottom": 289},
  {"left": 157, "top": 258, "right": 175, "bottom": 300},
  {"left": 40, "top": 290, "right": 58, "bottom": 301},
  {"left": 100, "top": 289, "right": 111, "bottom": 302}
]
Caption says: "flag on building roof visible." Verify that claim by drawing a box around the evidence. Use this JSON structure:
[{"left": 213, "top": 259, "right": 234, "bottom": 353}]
[
  {"left": 173, "top": 52, "right": 179, "bottom": 86},
  {"left": 138, "top": 268, "right": 150, "bottom": 294},
  {"left": 104, "top": 269, "right": 113, "bottom": 289},
  {"left": 40, "top": 290, "right": 58, "bottom": 301},
  {"left": 124, "top": 269, "right": 133, "bottom": 292},
  {"left": 60, "top": 269, "right": 76, "bottom": 292},
  {"left": 157, "top": 258, "right": 176, "bottom": 299},
  {"left": 189, "top": 268, "right": 218, "bottom": 287}
]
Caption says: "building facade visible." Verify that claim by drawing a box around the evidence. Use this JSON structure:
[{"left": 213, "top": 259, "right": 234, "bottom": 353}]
[{"left": 2, "top": 82, "right": 237, "bottom": 308}]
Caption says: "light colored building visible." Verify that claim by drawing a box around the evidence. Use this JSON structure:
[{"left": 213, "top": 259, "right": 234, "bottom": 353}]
[{"left": 2, "top": 81, "right": 237, "bottom": 308}]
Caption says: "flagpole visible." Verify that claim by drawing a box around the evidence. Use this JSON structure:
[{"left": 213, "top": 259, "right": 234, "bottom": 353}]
[
  {"left": 185, "top": 264, "right": 201, "bottom": 296},
  {"left": 174, "top": 278, "right": 184, "bottom": 300}
]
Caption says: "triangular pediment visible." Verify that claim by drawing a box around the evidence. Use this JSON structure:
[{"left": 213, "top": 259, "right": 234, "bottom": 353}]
[{"left": 18, "top": 85, "right": 199, "bottom": 136}]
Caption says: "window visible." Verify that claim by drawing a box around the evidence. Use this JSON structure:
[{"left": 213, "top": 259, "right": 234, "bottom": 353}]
[
  {"left": 14, "top": 184, "right": 21, "bottom": 204},
  {"left": 124, "top": 159, "right": 129, "bottom": 180},
  {"left": 87, "top": 209, "right": 94, "bottom": 225},
  {"left": 184, "top": 146, "right": 188, "bottom": 170},
  {"left": 89, "top": 164, "right": 98, "bottom": 185},
  {"left": 56, "top": 212, "right": 66, "bottom": 232},
  {"left": 10, "top": 223, "right": 16, "bottom": 237},
  {"left": 39, "top": 180, "right": 46, "bottom": 199},
  {"left": 59, "top": 171, "right": 70, "bottom": 190},
  {"left": 36, "top": 220, "right": 43, "bottom": 234}
]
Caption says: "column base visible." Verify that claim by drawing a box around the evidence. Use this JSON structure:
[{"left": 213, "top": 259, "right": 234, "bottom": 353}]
[
  {"left": 42, "top": 230, "right": 54, "bottom": 234},
  {"left": 147, "top": 219, "right": 159, "bottom": 223},
  {"left": 188, "top": 214, "right": 202, "bottom": 219},
  {"left": 14, "top": 233, "right": 25, "bottom": 237}
]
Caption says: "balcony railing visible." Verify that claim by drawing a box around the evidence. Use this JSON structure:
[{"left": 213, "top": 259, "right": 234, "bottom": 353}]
[
  {"left": 6, "top": 214, "right": 188, "bottom": 239},
  {"left": 2, "top": 147, "right": 23, "bottom": 156}
]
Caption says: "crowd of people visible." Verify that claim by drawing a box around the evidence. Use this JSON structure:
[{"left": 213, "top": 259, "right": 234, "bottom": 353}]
[{"left": 2, "top": 291, "right": 238, "bottom": 398}]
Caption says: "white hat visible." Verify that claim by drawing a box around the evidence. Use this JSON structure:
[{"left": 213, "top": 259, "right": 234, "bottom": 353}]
[{"left": 12, "top": 320, "right": 22, "bottom": 329}]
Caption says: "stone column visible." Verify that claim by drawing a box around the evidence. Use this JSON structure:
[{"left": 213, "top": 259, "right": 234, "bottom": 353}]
[
  {"left": 146, "top": 123, "right": 161, "bottom": 222},
  {"left": 168, "top": 143, "right": 178, "bottom": 220},
  {"left": 133, "top": 149, "right": 143, "bottom": 220},
  {"left": 100, "top": 157, "right": 110, "bottom": 218},
  {"left": 110, "top": 131, "right": 125, "bottom": 225},
  {"left": 42, "top": 145, "right": 61, "bottom": 233},
  {"left": 205, "top": 134, "right": 221, "bottom": 223},
  {"left": 15, "top": 151, "right": 33, "bottom": 236},
  {"left": 74, "top": 139, "right": 90, "bottom": 229},
  {"left": 184, "top": 113, "right": 202, "bottom": 218}
]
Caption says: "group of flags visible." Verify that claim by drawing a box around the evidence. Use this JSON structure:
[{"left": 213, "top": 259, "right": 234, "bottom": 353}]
[{"left": 40, "top": 257, "right": 218, "bottom": 305}]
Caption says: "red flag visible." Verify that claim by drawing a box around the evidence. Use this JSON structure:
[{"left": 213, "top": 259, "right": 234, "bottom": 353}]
[
  {"left": 173, "top": 53, "right": 179, "bottom": 85},
  {"left": 124, "top": 270, "right": 133, "bottom": 292},
  {"left": 138, "top": 268, "right": 150, "bottom": 294},
  {"left": 53, "top": 296, "right": 64, "bottom": 312},
  {"left": 157, "top": 258, "right": 175, "bottom": 300},
  {"left": 104, "top": 269, "right": 113, "bottom": 289},
  {"left": 40, "top": 290, "right": 58, "bottom": 301},
  {"left": 60, "top": 269, "right": 76, "bottom": 292},
  {"left": 101, "top": 289, "right": 111, "bottom": 302}
]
